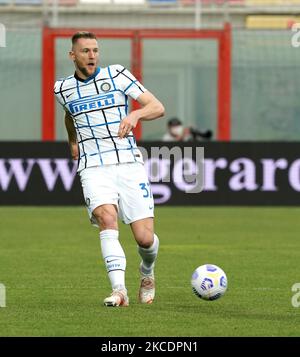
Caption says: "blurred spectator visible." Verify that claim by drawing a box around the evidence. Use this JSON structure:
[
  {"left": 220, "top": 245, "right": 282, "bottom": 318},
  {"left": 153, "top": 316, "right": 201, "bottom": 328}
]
[{"left": 162, "top": 117, "right": 213, "bottom": 142}]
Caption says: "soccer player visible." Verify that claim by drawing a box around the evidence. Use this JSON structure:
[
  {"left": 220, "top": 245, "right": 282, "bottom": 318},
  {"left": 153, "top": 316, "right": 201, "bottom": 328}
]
[{"left": 54, "top": 32, "right": 164, "bottom": 307}]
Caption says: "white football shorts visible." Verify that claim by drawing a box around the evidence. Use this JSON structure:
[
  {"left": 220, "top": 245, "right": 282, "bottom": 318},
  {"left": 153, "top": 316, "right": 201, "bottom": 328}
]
[{"left": 79, "top": 162, "right": 154, "bottom": 226}]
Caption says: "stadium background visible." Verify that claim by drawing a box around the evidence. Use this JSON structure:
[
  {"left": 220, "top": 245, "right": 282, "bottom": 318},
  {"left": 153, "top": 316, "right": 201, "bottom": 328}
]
[
  {"left": 1, "top": 0, "right": 300, "bottom": 338},
  {"left": 2, "top": 0, "right": 300, "bottom": 141}
]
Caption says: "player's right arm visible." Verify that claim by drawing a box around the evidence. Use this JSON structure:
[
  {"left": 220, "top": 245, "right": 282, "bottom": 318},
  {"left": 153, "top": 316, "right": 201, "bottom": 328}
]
[{"left": 64, "top": 111, "right": 79, "bottom": 161}]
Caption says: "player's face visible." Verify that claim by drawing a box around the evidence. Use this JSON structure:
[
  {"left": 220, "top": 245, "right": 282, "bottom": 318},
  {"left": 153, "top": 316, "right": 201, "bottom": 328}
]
[{"left": 70, "top": 38, "right": 99, "bottom": 79}]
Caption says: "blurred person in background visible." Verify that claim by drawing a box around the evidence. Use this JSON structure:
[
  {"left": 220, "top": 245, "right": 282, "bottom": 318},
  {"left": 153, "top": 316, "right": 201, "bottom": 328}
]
[{"left": 162, "top": 117, "right": 213, "bottom": 142}]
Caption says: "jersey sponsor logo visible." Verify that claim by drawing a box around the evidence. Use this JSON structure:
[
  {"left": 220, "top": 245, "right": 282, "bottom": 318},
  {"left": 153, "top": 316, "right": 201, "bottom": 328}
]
[{"left": 68, "top": 93, "right": 115, "bottom": 114}]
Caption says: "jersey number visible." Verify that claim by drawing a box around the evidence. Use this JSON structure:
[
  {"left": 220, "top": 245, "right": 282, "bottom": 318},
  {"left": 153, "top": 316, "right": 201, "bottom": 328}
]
[{"left": 139, "top": 182, "right": 153, "bottom": 198}]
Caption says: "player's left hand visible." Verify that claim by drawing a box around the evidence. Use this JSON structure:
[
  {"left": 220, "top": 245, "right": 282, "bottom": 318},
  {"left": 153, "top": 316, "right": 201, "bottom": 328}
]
[{"left": 118, "top": 112, "right": 139, "bottom": 138}]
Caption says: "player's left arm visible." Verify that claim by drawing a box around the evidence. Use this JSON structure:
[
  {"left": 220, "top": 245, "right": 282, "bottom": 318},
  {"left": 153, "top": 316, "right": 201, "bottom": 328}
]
[{"left": 118, "top": 91, "right": 165, "bottom": 139}]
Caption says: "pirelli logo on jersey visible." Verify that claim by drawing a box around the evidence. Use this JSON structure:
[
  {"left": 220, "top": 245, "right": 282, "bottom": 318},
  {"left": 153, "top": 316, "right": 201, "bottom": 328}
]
[{"left": 68, "top": 93, "right": 115, "bottom": 114}]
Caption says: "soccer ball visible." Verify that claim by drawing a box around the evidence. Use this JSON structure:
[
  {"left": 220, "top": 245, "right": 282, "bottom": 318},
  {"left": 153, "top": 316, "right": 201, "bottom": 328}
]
[{"left": 191, "top": 264, "right": 227, "bottom": 301}]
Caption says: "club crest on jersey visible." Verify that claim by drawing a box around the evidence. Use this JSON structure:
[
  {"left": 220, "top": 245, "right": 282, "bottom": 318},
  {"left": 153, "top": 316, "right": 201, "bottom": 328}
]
[
  {"left": 68, "top": 93, "right": 115, "bottom": 114},
  {"left": 100, "top": 82, "right": 111, "bottom": 92}
]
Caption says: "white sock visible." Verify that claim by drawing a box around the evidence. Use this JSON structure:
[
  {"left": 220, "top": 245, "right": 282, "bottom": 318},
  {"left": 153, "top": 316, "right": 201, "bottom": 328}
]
[
  {"left": 99, "top": 229, "right": 126, "bottom": 291},
  {"left": 138, "top": 234, "right": 159, "bottom": 276}
]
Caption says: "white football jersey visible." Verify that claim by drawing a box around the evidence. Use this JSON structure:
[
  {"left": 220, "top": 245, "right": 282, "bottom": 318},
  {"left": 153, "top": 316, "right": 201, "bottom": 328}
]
[{"left": 54, "top": 65, "right": 146, "bottom": 172}]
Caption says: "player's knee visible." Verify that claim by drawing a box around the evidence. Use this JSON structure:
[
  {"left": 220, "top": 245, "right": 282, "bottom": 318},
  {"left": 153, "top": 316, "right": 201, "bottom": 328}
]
[
  {"left": 136, "top": 229, "right": 154, "bottom": 248},
  {"left": 95, "top": 213, "right": 117, "bottom": 230},
  {"left": 93, "top": 205, "right": 118, "bottom": 230},
  {"left": 131, "top": 218, "right": 154, "bottom": 248}
]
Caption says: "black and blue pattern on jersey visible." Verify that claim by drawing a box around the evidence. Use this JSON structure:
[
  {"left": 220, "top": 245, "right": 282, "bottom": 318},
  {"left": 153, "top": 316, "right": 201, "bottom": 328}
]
[
  {"left": 54, "top": 65, "right": 145, "bottom": 171},
  {"left": 108, "top": 65, "right": 137, "bottom": 163},
  {"left": 76, "top": 74, "right": 103, "bottom": 167}
]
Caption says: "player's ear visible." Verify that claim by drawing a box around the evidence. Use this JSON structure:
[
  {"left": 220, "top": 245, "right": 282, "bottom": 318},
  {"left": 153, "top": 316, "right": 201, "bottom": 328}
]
[{"left": 69, "top": 50, "right": 75, "bottom": 61}]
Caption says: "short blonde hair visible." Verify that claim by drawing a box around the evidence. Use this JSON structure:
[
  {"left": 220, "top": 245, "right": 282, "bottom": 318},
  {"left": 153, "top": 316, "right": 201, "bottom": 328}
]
[{"left": 71, "top": 31, "right": 97, "bottom": 46}]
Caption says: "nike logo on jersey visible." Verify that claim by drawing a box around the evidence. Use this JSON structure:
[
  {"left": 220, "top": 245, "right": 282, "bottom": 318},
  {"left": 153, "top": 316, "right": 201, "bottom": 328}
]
[
  {"left": 66, "top": 92, "right": 74, "bottom": 98},
  {"left": 68, "top": 93, "right": 115, "bottom": 114}
]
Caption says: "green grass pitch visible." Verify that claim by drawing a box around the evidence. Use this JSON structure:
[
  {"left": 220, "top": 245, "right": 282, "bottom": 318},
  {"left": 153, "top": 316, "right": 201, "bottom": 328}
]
[{"left": 0, "top": 206, "right": 300, "bottom": 336}]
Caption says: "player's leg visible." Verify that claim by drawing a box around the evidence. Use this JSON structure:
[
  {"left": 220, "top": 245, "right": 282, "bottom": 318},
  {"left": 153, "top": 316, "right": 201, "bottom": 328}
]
[
  {"left": 93, "top": 204, "right": 128, "bottom": 307},
  {"left": 117, "top": 162, "right": 159, "bottom": 304},
  {"left": 130, "top": 218, "right": 159, "bottom": 304},
  {"left": 79, "top": 166, "right": 128, "bottom": 307},
  {"left": 130, "top": 217, "right": 158, "bottom": 275}
]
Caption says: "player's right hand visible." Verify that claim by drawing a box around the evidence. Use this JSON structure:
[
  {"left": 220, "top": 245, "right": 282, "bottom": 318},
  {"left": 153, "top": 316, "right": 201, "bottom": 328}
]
[{"left": 118, "top": 112, "right": 139, "bottom": 138}]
